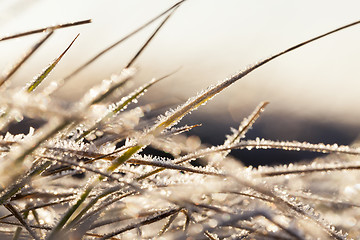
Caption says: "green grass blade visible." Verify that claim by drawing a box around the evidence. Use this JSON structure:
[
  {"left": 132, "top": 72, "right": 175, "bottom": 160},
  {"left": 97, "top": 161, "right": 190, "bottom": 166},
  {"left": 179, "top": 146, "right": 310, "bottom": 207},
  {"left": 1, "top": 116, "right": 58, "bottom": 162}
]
[
  {"left": 0, "top": 31, "right": 53, "bottom": 88},
  {"left": 26, "top": 34, "right": 79, "bottom": 93},
  {"left": 107, "top": 145, "right": 143, "bottom": 172},
  {"left": 63, "top": 186, "right": 124, "bottom": 231},
  {"left": 0, "top": 19, "right": 91, "bottom": 41},
  {"left": 46, "top": 185, "right": 93, "bottom": 240}
]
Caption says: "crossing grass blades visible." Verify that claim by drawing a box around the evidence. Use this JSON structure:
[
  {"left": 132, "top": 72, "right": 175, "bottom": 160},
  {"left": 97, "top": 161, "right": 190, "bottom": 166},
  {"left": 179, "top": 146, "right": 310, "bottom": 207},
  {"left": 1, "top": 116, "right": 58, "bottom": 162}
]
[{"left": 0, "top": 1, "right": 360, "bottom": 239}]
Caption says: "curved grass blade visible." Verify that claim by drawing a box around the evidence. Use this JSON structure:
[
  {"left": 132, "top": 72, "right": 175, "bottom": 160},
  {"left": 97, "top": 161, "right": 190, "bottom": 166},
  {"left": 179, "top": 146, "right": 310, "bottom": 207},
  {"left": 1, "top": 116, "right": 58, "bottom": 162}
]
[
  {"left": 148, "top": 19, "right": 360, "bottom": 137},
  {"left": 26, "top": 34, "right": 79, "bottom": 92},
  {"left": 0, "top": 31, "right": 53, "bottom": 88},
  {"left": 60, "top": 0, "right": 186, "bottom": 84},
  {"left": 0, "top": 19, "right": 91, "bottom": 41}
]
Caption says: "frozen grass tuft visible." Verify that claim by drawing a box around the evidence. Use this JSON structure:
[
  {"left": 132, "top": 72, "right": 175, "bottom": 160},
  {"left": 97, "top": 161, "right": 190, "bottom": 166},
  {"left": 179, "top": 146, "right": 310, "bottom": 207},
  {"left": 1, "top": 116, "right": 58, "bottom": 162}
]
[{"left": 0, "top": 1, "right": 360, "bottom": 239}]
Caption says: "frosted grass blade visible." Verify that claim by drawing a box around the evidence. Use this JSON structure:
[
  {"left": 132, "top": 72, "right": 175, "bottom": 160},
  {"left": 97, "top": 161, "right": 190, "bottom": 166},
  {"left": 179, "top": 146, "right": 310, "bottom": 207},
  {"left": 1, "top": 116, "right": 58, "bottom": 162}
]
[
  {"left": 130, "top": 156, "right": 223, "bottom": 176},
  {"left": 260, "top": 161, "right": 360, "bottom": 177},
  {"left": 226, "top": 101, "right": 269, "bottom": 145},
  {"left": 232, "top": 139, "right": 360, "bottom": 155},
  {"left": 26, "top": 34, "right": 79, "bottom": 92},
  {"left": 76, "top": 69, "right": 178, "bottom": 141}
]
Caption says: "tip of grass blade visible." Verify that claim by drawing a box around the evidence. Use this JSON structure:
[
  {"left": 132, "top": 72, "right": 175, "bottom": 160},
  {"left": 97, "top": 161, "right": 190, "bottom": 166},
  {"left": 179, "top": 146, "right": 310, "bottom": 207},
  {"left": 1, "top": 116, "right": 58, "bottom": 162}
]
[{"left": 26, "top": 33, "right": 80, "bottom": 93}]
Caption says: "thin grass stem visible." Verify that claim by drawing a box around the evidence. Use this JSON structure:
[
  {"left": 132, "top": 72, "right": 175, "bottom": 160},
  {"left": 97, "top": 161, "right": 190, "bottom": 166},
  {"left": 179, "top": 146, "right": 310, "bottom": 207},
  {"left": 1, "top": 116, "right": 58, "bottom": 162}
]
[{"left": 0, "top": 19, "right": 91, "bottom": 41}]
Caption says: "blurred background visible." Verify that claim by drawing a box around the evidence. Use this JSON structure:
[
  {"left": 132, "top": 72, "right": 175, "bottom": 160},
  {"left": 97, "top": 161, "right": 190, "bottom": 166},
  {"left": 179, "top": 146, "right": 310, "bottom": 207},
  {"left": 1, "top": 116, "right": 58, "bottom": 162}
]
[{"left": 1, "top": 0, "right": 360, "bottom": 166}]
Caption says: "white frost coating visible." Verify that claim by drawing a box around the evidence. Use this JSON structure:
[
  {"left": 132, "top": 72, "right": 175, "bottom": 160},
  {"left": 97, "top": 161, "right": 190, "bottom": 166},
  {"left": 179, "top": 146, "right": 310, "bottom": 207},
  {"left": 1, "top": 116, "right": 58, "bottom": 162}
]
[
  {"left": 108, "top": 77, "right": 158, "bottom": 115},
  {"left": 152, "top": 80, "right": 224, "bottom": 133},
  {"left": 78, "top": 67, "right": 136, "bottom": 109},
  {"left": 130, "top": 154, "right": 223, "bottom": 176},
  {"left": 224, "top": 102, "right": 268, "bottom": 148},
  {"left": 274, "top": 188, "right": 348, "bottom": 239},
  {"left": 1, "top": 17, "right": 359, "bottom": 239},
  {"left": 231, "top": 139, "right": 360, "bottom": 155}
]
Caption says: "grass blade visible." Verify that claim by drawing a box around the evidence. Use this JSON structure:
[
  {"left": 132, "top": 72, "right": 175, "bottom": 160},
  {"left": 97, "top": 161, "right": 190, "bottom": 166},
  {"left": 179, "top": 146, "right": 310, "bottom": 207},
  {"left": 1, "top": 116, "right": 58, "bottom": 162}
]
[
  {"left": 124, "top": 6, "right": 179, "bottom": 69},
  {"left": 260, "top": 161, "right": 360, "bottom": 177},
  {"left": 26, "top": 34, "right": 79, "bottom": 92},
  {"left": 76, "top": 69, "right": 178, "bottom": 141},
  {"left": 226, "top": 101, "right": 269, "bottom": 145},
  {"left": 232, "top": 139, "right": 360, "bottom": 155},
  {"left": 0, "top": 19, "right": 91, "bottom": 41},
  {"left": 130, "top": 156, "right": 223, "bottom": 176}
]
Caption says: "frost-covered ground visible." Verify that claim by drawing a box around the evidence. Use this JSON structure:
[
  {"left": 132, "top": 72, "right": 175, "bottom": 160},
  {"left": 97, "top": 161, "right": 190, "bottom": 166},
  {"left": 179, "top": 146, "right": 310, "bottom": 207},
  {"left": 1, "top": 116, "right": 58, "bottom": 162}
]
[{"left": 0, "top": 1, "right": 360, "bottom": 239}]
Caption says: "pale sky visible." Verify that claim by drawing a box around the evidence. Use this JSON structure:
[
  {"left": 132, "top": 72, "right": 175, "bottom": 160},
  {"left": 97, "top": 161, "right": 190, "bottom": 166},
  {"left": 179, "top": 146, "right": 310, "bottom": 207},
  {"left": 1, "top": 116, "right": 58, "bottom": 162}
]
[{"left": 1, "top": 0, "right": 360, "bottom": 128}]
